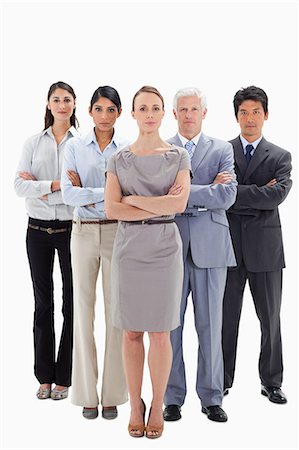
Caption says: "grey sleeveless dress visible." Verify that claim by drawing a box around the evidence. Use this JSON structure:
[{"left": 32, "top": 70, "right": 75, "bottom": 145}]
[{"left": 107, "top": 146, "right": 190, "bottom": 332}]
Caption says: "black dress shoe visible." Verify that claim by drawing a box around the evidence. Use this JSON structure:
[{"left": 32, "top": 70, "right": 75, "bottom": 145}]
[
  {"left": 202, "top": 405, "right": 228, "bottom": 422},
  {"left": 261, "top": 386, "right": 287, "bottom": 404},
  {"left": 163, "top": 404, "right": 181, "bottom": 421}
]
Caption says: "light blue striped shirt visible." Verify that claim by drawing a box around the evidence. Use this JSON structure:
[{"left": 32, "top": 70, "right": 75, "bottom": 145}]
[{"left": 61, "top": 128, "right": 129, "bottom": 219}]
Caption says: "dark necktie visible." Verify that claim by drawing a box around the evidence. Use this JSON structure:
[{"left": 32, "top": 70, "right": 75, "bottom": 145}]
[{"left": 245, "top": 144, "right": 254, "bottom": 164}]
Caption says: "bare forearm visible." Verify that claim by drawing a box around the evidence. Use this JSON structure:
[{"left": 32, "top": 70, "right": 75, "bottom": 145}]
[
  {"left": 106, "top": 202, "right": 158, "bottom": 221},
  {"left": 127, "top": 194, "right": 187, "bottom": 215}
]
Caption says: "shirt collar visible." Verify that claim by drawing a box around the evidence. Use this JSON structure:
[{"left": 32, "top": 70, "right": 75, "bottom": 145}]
[
  {"left": 240, "top": 134, "right": 263, "bottom": 151},
  {"left": 84, "top": 128, "right": 120, "bottom": 149},
  {"left": 178, "top": 131, "right": 202, "bottom": 148},
  {"left": 41, "top": 125, "right": 78, "bottom": 138}
]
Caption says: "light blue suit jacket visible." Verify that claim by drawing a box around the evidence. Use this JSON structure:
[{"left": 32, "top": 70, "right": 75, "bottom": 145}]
[{"left": 168, "top": 133, "right": 237, "bottom": 268}]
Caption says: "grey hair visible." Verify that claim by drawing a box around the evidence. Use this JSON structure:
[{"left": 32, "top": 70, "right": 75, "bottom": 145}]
[{"left": 173, "top": 87, "right": 207, "bottom": 111}]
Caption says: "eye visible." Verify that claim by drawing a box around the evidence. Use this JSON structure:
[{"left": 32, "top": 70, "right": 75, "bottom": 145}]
[
  {"left": 253, "top": 110, "right": 261, "bottom": 115},
  {"left": 53, "top": 99, "right": 59, "bottom": 103},
  {"left": 64, "top": 98, "right": 71, "bottom": 103},
  {"left": 139, "top": 107, "right": 146, "bottom": 111},
  {"left": 95, "top": 107, "right": 102, "bottom": 112},
  {"left": 108, "top": 108, "right": 116, "bottom": 113},
  {"left": 192, "top": 107, "right": 199, "bottom": 112},
  {"left": 154, "top": 107, "right": 160, "bottom": 111}
]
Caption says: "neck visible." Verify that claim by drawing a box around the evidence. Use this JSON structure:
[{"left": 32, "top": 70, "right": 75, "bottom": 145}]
[
  {"left": 95, "top": 127, "right": 114, "bottom": 144},
  {"left": 52, "top": 121, "right": 71, "bottom": 136},
  {"left": 179, "top": 130, "right": 201, "bottom": 141},
  {"left": 241, "top": 133, "right": 262, "bottom": 143},
  {"left": 134, "top": 131, "right": 165, "bottom": 150}
]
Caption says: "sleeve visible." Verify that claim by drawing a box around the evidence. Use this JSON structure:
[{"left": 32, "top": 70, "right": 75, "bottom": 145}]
[
  {"left": 61, "top": 140, "right": 104, "bottom": 207},
  {"left": 187, "top": 142, "right": 237, "bottom": 211},
  {"left": 179, "top": 149, "right": 191, "bottom": 171},
  {"left": 14, "top": 137, "right": 52, "bottom": 198},
  {"left": 106, "top": 154, "right": 117, "bottom": 175},
  {"left": 47, "top": 191, "right": 64, "bottom": 205},
  {"left": 231, "top": 151, "right": 292, "bottom": 211}
]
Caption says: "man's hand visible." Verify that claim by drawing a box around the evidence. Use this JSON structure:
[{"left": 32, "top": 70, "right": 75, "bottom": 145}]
[
  {"left": 67, "top": 170, "right": 82, "bottom": 187},
  {"left": 266, "top": 178, "right": 277, "bottom": 187},
  {"left": 213, "top": 171, "right": 234, "bottom": 185}
]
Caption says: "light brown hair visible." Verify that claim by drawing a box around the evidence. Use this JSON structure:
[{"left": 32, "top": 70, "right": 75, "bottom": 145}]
[{"left": 132, "top": 85, "right": 164, "bottom": 111}]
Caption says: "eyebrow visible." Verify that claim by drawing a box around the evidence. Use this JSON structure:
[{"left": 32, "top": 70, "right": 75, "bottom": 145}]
[
  {"left": 138, "top": 104, "right": 161, "bottom": 107},
  {"left": 94, "top": 104, "right": 116, "bottom": 107},
  {"left": 52, "top": 96, "right": 72, "bottom": 99}
]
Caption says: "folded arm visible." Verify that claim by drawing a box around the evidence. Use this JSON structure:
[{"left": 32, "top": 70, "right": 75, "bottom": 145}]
[
  {"left": 105, "top": 172, "right": 160, "bottom": 221},
  {"left": 61, "top": 144, "right": 103, "bottom": 207},
  {"left": 231, "top": 152, "right": 292, "bottom": 211},
  {"left": 122, "top": 169, "right": 190, "bottom": 215},
  {"left": 188, "top": 143, "right": 237, "bottom": 210}
]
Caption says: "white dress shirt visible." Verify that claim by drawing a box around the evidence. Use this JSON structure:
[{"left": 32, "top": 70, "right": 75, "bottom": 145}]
[
  {"left": 178, "top": 131, "right": 202, "bottom": 148},
  {"left": 240, "top": 134, "right": 263, "bottom": 156},
  {"left": 61, "top": 128, "right": 130, "bottom": 219},
  {"left": 14, "top": 126, "right": 79, "bottom": 220}
]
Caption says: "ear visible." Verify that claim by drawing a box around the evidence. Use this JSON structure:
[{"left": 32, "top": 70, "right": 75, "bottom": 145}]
[
  {"left": 89, "top": 107, "right": 93, "bottom": 117},
  {"left": 264, "top": 112, "right": 269, "bottom": 121},
  {"left": 118, "top": 107, "right": 122, "bottom": 118},
  {"left": 202, "top": 108, "right": 207, "bottom": 119},
  {"left": 173, "top": 109, "right": 178, "bottom": 120},
  {"left": 47, "top": 103, "right": 51, "bottom": 110},
  {"left": 131, "top": 111, "right": 136, "bottom": 120}
]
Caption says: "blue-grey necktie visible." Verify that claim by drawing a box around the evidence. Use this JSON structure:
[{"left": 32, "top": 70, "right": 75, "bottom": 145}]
[
  {"left": 245, "top": 144, "right": 254, "bottom": 164},
  {"left": 185, "top": 140, "right": 195, "bottom": 159}
]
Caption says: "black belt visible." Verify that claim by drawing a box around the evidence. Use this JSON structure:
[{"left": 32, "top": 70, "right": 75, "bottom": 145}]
[
  {"left": 72, "top": 220, "right": 118, "bottom": 225},
  {"left": 122, "top": 219, "right": 175, "bottom": 225},
  {"left": 28, "top": 224, "right": 71, "bottom": 234}
]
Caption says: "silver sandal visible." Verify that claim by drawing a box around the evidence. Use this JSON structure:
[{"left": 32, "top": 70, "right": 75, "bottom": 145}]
[
  {"left": 36, "top": 386, "right": 51, "bottom": 399},
  {"left": 51, "top": 387, "right": 68, "bottom": 400}
]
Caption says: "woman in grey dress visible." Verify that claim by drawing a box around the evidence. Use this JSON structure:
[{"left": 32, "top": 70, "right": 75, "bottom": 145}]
[{"left": 105, "top": 86, "right": 190, "bottom": 439}]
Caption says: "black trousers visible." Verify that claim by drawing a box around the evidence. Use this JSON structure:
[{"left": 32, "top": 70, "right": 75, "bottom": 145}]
[
  {"left": 26, "top": 217, "right": 73, "bottom": 386},
  {"left": 222, "top": 264, "right": 283, "bottom": 389}
]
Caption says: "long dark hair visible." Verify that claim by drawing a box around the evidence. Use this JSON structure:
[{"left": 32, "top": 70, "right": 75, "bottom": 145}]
[
  {"left": 44, "top": 81, "right": 78, "bottom": 130},
  {"left": 89, "top": 86, "right": 122, "bottom": 112}
]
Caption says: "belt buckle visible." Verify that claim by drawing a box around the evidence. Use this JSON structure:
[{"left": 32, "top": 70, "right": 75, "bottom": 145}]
[{"left": 47, "top": 227, "right": 54, "bottom": 234}]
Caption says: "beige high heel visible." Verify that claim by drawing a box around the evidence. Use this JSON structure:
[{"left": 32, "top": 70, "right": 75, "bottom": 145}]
[
  {"left": 128, "top": 399, "right": 146, "bottom": 438},
  {"left": 145, "top": 407, "right": 164, "bottom": 439}
]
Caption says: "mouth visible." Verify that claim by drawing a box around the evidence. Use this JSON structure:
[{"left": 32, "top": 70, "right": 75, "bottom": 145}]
[{"left": 145, "top": 122, "right": 156, "bottom": 125}]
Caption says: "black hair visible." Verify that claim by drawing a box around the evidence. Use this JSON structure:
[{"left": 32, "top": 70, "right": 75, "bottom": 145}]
[
  {"left": 44, "top": 81, "right": 78, "bottom": 130},
  {"left": 89, "top": 86, "right": 122, "bottom": 112},
  {"left": 233, "top": 85, "right": 268, "bottom": 118}
]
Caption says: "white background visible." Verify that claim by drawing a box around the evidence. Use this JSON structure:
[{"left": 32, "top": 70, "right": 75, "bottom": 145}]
[{"left": 1, "top": 1, "right": 298, "bottom": 449}]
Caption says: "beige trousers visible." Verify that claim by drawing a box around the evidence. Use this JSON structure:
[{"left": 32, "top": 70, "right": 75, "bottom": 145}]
[{"left": 71, "top": 220, "right": 127, "bottom": 407}]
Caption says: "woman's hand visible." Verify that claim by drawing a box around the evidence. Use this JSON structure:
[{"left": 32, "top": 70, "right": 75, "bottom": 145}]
[
  {"left": 121, "top": 195, "right": 133, "bottom": 205},
  {"left": 167, "top": 183, "right": 183, "bottom": 196},
  {"left": 67, "top": 170, "right": 82, "bottom": 187},
  {"left": 19, "top": 171, "right": 36, "bottom": 181}
]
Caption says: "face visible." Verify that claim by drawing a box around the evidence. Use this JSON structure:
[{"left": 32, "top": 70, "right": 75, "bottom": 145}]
[
  {"left": 237, "top": 100, "right": 268, "bottom": 142},
  {"left": 174, "top": 96, "right": 207, "bottom": 139},
  {"left": 132, "top": 92, "right": 164, "bottom": 132},
  {"left": 47, "top": 88, "right": 76, "bottom": 122},
  {"left": 89, "top": 96, "right": 121, "bottom": 132}
]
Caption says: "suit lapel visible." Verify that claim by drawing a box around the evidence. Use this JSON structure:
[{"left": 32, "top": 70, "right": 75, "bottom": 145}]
[
  {"left": 244, "top": 137, "right": 270, "bottom": 181},
  {"left": 231, "top": 137, "right": 247, "bottom": 179},
  {"left": 191, "top": 133, "right": 210, "bottom": 173}
]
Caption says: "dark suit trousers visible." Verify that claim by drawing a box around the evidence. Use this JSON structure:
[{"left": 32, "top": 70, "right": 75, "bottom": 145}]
[
  {"left": 222, "top": 264, "right": 283, "bottom": 388},
  {"left": 26, "top": 218, "right": 73, "bottom": 386}
]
